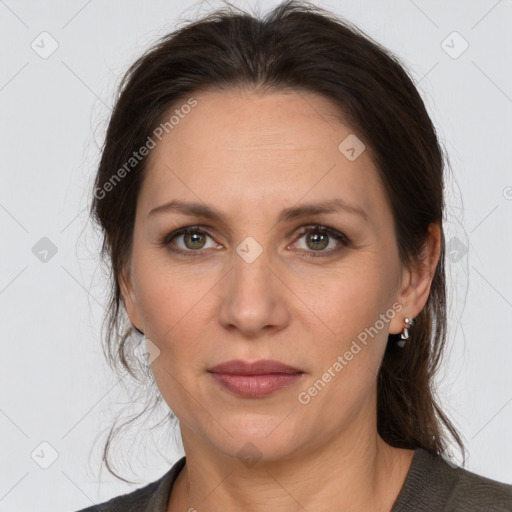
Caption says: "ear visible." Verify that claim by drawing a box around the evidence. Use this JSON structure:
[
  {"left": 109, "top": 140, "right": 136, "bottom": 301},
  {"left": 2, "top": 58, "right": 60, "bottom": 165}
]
[
  {"left": 389, "top": 222, "right": 442, "bottom": 335},
  {"left": 119, "top": 265, "right": 144, "bottom": 333}
]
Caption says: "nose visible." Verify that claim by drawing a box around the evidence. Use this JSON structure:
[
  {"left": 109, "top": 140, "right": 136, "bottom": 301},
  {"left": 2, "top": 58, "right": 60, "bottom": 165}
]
[{"left": 218, "top": 246, "right": 290, "bottom": 338}]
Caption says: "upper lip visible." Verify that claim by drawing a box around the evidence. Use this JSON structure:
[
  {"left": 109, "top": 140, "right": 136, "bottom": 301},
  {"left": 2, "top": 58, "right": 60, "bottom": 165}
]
[{"left": 208, "top": 359, "right": 303, "bottom": 375}]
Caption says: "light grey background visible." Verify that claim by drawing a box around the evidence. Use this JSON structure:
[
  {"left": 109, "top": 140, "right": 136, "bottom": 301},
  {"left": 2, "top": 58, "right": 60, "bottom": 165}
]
[{"left": 1, "top": 0, "right": 511, "bottom": 510}]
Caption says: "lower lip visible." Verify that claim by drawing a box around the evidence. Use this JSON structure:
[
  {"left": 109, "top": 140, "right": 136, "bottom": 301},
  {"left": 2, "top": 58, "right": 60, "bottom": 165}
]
[{"left": 209, "top": 372, "right": 303, "bottom": 398}]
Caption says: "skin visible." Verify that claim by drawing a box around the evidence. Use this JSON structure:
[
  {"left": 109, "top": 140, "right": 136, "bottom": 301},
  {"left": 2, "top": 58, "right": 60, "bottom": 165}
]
[{"left": 120, "top": 88, "right": 441, "bottom": 512}]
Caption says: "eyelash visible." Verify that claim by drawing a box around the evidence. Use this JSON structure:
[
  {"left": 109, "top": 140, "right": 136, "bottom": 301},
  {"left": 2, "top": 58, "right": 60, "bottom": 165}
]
[{"left": 160, "top": 225, "right": 351, "bottom": 259}]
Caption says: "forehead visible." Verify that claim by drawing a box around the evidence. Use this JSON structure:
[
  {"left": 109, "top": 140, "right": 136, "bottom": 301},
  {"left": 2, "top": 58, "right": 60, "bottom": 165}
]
[{"left": 139, "top": 88, "right": 388, "bottom": 226}]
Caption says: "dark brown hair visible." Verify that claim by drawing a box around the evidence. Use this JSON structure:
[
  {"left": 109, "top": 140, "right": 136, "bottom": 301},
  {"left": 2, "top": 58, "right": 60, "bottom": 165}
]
[{"left": 90, "top": 0, "right": 465, "bottom": 482}]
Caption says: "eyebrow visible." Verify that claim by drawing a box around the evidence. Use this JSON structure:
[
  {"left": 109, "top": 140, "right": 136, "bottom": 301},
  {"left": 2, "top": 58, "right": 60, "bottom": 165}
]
[{"left": 147, "top": 198, "right": 369, "bottom": 224}]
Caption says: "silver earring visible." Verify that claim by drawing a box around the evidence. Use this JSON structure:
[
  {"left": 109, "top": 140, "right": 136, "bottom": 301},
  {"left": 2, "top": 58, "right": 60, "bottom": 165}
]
[{"left": 397, "top": 317, "right": 414, "bottom": 348}]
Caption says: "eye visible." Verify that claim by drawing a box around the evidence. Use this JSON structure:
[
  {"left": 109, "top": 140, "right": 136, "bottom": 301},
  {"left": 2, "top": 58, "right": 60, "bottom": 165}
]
[
  {"left": 291, "top": 225, "right": 351, "bottom": 258},
  {"left": 162, "top": 226, "right": 219, "bottom": 256},
  {"left": 160, "top": 224, "right": 351, "bottom": 258}
]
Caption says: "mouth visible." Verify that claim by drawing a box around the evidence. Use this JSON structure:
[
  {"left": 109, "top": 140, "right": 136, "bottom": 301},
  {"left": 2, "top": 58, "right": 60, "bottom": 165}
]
[{"left": 207, "top": 359, "right": 304, "bottom": 398}]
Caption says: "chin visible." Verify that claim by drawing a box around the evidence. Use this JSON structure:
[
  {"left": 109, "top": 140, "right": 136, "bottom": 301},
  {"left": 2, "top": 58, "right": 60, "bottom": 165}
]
[{"left": 204, "top": 413, "right": 307, "bottom": 464}]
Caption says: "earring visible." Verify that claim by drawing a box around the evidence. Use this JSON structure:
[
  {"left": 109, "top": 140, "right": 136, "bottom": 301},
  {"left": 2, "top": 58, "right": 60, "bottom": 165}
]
[{"left": 397, "top": 317, "right": 414, "bottom": 348}]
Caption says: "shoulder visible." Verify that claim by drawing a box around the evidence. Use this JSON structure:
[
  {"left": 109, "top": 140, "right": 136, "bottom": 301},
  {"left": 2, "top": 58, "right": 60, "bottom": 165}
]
[
  {"left": 71, "top": 457, "right": 186, "bottom": 512},
  {"left": 444, "top": 462, "right": 512, "bottom": 511},
  {"left": 393, "top": 448, "right": 512, "bottom": 512},
  {"left": 73, "top": 478, "right": 161, "bottom": 512}
]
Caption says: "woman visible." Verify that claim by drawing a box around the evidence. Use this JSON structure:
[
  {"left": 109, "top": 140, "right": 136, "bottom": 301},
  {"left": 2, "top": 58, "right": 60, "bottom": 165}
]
[{"left": 77, "top": 1, "right": 512, "bottom": 510}]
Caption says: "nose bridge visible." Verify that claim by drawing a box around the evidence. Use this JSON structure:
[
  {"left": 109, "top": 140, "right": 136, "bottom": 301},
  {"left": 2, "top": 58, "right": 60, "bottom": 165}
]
[
  {"left": 218, "top": 237, "right": 288, "bottom": 335},
  {"left": 232, "top": 238, "right": 272, "bottom": 295}
]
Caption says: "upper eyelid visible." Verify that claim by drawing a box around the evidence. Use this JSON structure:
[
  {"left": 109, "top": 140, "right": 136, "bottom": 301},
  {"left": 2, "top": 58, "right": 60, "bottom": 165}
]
[{"left": 166, "top": 224, "right": 348, "bottom": 249}]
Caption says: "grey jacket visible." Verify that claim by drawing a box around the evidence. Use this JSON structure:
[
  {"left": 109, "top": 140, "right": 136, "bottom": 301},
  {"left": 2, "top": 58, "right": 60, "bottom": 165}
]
[{"left": 74, "top": 448, "right": 512, "bottom": 511}]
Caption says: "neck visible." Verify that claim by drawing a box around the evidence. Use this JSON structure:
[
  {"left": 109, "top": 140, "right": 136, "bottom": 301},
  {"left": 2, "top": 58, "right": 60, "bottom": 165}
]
[{"left": 168, "top": 414, "right": 414, "bottom": 511}]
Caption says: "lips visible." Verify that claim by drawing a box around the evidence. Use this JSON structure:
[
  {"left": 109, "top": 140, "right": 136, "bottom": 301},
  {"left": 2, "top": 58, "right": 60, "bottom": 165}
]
[
  {"left": 208, "top": 359, "right": 303, "bottom": 375},
  {"left": 208, "top": 359, "right": 304, "bottom": 398}
]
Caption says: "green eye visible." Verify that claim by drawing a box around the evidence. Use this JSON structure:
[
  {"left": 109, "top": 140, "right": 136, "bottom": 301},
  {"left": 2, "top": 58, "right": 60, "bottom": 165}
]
[
  {"left": 293, "top": 225, "right": 350, "bottom": 258},
  {"left": 161, "top": 224, "right": 350, "bottom": 258}
]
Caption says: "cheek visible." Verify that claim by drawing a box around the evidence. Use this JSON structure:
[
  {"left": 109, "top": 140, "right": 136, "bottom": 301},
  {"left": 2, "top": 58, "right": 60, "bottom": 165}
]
[
  {"left": 132, "top": 272, "right": 211, "bottom": 417},
  {"left": 296, "top": 281, "right": 391, "bottom": 428},
  {"left": 133, "top": 245, "right": 216, "bottom": 338},
  {"left": 138, "top": 269, "right": 213, "bottom": 419},
  {"left": 139, "top": 281, "right": 211, "bottom": 360},
  {"left": 296, "top": 262, "right": 394, "bottom": 402},
  {"left": 302, "top": 261, "right": 391, "bottom": 337}
]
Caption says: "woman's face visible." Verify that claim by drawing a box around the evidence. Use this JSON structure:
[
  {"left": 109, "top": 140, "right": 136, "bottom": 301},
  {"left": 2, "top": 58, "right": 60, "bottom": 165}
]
[{"left": 121, "top": 88, "right": 423, "bottom": 461}]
